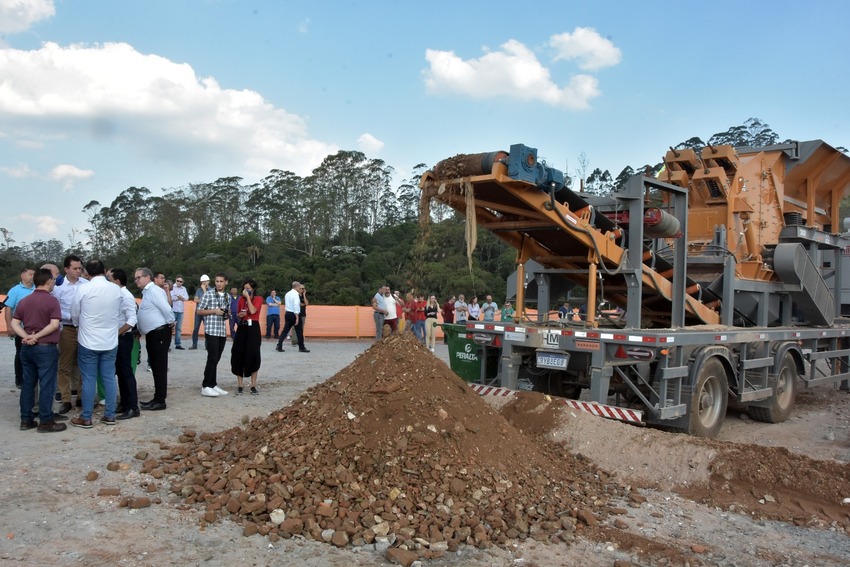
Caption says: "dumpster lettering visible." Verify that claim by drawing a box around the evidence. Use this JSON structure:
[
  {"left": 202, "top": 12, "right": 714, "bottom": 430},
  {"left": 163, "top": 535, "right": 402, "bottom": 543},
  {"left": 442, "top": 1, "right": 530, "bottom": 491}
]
[{"left": 455, "top": 342, "right": 479, "bottom": 362}]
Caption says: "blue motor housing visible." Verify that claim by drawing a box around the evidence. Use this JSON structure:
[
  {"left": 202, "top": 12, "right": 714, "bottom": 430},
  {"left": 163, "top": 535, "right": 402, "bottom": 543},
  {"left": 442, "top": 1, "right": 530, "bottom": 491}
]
[{"left": 507, "top": 143, "right": 565, "bottom": 191}]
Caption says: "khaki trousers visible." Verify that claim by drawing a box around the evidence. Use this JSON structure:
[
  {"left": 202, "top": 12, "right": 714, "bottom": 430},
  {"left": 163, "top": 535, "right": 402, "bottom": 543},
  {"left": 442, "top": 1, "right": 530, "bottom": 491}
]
[{"left": 58, "top": 325, "right": 81, "bottom": 403}]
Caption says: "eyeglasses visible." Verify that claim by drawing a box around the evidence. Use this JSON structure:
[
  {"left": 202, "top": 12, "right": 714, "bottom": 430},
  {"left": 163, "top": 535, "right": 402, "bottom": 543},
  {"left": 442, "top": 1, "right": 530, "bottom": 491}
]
[{"left": 176, "top": 280, "right": 183, "bottom": 283}]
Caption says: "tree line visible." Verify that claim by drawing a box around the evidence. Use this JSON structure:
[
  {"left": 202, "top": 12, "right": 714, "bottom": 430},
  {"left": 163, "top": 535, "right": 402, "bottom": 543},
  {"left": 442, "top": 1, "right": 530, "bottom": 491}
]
[{"left": 1, "top": 119, "right": 845, "bottom": 305}]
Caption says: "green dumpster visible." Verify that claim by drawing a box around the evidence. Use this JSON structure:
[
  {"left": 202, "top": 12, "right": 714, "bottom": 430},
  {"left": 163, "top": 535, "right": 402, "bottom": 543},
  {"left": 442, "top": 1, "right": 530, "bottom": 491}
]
[{"left": 441, "top": 323, "right": 500, "bottom": 383}]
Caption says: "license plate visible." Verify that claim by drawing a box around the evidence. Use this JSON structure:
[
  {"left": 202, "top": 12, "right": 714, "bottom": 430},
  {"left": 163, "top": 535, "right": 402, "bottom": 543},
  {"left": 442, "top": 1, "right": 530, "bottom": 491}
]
[{"left": 536, "top": 351, "right": 569, "bottom": 369}]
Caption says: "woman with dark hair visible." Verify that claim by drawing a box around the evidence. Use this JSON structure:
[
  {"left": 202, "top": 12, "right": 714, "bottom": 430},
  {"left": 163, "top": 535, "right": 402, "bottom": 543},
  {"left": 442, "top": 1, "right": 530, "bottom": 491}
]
[{"left": 230, "top": 278, "right": 264, "bottom": 395}]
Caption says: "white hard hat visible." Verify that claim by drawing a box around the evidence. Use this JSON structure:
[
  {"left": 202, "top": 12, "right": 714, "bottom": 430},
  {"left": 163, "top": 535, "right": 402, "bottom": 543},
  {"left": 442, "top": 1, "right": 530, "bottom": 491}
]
[{"left": 200, "top": 274, "right": 210, "bottom": 282}]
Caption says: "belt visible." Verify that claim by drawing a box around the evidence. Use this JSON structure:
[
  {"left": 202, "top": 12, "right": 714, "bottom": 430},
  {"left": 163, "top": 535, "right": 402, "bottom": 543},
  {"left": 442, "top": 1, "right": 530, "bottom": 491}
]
[
  {"left": 63, "top": 322, "right": 77, "bottom": 328},
  {"left": 148, "top": 324, "right": 170, "bottom": 333}
]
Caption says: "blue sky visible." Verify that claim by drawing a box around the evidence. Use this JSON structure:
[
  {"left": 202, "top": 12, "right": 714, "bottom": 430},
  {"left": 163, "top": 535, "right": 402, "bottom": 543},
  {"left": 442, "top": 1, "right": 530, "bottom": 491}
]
[{"left": 1, "top": 0, "right": 848, "bottom": 246}]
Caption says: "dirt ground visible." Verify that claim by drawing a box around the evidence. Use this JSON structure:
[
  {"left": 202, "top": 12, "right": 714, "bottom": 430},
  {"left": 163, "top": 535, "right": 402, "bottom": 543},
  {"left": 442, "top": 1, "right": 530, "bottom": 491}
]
[{"left": 1, "top": 335, "right": 849, "bottom": 567}]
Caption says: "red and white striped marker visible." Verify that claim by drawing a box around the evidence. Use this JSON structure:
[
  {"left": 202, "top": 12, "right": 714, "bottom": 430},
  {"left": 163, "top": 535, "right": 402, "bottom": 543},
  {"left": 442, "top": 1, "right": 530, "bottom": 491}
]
[{"left": 469, "top": 383, "right": 643, "bottom": 424}]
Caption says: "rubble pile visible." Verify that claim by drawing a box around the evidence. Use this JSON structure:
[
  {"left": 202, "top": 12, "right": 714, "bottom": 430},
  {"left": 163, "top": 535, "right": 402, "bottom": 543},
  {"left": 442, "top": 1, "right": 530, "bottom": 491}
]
[{"left": 153, "top": 333, "right": 623, "bottom": 556}]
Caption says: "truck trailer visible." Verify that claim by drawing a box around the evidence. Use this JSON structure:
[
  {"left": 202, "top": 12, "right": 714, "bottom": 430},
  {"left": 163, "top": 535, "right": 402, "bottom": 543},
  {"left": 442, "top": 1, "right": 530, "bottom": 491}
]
[{"left": 420, "top": 140, "right": 850, "bottom": 437}]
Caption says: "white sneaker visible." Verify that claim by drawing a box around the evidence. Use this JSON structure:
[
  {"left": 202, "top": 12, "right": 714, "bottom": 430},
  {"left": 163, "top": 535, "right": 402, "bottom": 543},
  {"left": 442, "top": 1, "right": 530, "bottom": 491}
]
[
  {"left": 429, "top": 347, "right": 435, "bottom": 352},
  {"left": 201, "top": 387, "right": 219, "bottom": 397},
  {"left": 213, "top": 386, "right": 228, "bottom": 396}
]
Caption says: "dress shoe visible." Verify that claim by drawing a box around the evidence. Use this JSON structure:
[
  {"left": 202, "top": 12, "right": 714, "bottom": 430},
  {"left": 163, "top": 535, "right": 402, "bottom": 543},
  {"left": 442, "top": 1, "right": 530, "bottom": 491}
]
[
  {"left": 299, "top": 348, "right": 310, "bottom": 353},
  {"left": 38, "top": 421, "right": 67, "bottom": 433},
  {"left": 144, "top": 401, "right": 167, "bottom": 411},
  {"left": 20, "top": 420, "right": 38, "bottom": 431},
  {"left": 275, "top": 345, "right": 283, "bottom": 352},
  {"left": 175, "top": 345, "right": 184, "bottom": 350},
  {"left": 58, "top": 402, "right": 72, "bottom": 414},
  {"left": 188, "top": 346, "right": 197, "bottom": 350},
  {"left": 139, "top": 399, "right": 156, "bottom": 409},
  {"left": 116, "top": 408, "right": 140, "bottom": 420},
  {"left": 50, "top": 413, "right": 69, "bottom": 421},
  {"left": 70, "top": 416, "right": 93, "bottom": 429}
]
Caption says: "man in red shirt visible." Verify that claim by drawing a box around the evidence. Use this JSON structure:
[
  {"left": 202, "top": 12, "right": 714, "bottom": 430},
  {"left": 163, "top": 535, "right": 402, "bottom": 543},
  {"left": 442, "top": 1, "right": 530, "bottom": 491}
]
[
  {"left": 11, "top": 268, "right": 67, "bottom": 432},
  {"left": 402, "top": 292, "right": 417, "bottom": 337},
  {"left": 441, "top": 295, "right": 456, "bottom": 344},
  {"left": 412, "top": 294, "right": 427, "bottom": 344}
]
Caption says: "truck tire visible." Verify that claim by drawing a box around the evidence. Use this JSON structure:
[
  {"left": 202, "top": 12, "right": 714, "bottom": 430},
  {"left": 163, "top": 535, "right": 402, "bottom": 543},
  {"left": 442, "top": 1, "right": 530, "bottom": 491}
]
[
  {"left": 688, "top": 357, "right": 728, "bottom": 438},
  {"left": 749, "top": 353, "right": 797, "bottom": 423}
]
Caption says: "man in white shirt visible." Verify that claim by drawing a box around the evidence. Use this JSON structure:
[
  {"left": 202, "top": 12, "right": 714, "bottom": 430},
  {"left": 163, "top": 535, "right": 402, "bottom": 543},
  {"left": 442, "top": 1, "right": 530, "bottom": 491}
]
[
  {"left": 53, "top": 254, "right": 89, "bottom": 414},
  {"left": 383, "top": 289, "right": 398, "bottom": 335},
  {"left": 69, "top": 259, "right": 123, "bottom": 429},
  {"left": 371, "top": 285, "right": 389, "bottom": 340},
  {"left": 454, "top": 294, "right": 468, "bottom": 324},
  {"left": 170, "top": 275, "right": 189, "bottom": 350},
  {"left": 135, "top": 267, "right": 175, "bottom": 411},
  {"left": 275, "top": 281, "right": 310, "bottom": 353}
]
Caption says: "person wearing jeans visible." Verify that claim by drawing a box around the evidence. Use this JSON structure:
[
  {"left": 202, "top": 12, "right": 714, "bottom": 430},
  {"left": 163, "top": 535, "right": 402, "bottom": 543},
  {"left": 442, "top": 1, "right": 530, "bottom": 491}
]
[
  {"left": 11, "top": 268, "right": 67, "bottom": 433},
  {"left": 265, "top": 290, "right": 281, "bottom": 339},
  {"left": 75, "top": 345, "right": 118, "bottom": 426},
  {"left": 371, "top": 285, "right": 389, "bottom": 340},
  {"left": 69, "top": 260, "right": 123, "bottom": 428},
  {"left": 170, "top": 276, "right": 189, "bottom": 349}
]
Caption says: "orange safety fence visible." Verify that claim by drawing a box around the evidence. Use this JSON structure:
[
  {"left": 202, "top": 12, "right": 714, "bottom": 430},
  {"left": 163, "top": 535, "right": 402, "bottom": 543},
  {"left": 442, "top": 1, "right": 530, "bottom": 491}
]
[{"left": 0, "top": 302, "right": 452, "bottom": 340}]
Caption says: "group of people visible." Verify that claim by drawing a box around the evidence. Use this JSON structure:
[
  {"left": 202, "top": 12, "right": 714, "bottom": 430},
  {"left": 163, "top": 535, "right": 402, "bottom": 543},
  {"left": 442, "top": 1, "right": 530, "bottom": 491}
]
[
  {"left": 4, "top": 256, "right": 310, "bottom": 432},
  {"left": 371, "top": 287, "right": 515, "bottom": 350}
]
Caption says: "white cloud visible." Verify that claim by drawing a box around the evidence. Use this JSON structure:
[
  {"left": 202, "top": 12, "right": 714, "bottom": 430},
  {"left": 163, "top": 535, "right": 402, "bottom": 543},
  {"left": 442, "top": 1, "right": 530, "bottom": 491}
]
[
  {"left": 550, "top": 27, "right": 622, "bottom": 71},
  {"left": 423, "top": 39, "right": 600, "bottom": 110},
  {"left": 15, "top": 213, "right": 62, "bottom": 236},
  {"left": 357, "top": 133, "right": 384, "bottom": 154},
  {"left": 0, "top": 0, "right": 55, "bottom": 34},
  {"left": 0, "top": 41, "right": 337, "bottom": 177},
  {"left": 298, "top": 18, "right": 310, "bottom": 33},
  {"left": 0, "top": 163, "right": 35, "bottom": 178},
  {"left": 49, "top": 163, "right": 94, "bottom": 190}
]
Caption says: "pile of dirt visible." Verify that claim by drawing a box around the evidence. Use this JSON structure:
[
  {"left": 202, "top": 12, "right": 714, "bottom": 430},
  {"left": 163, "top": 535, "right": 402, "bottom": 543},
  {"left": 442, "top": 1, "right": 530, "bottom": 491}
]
[
  {"left": 517, "top": 389, "right": 850, "bottom": 531},
  {"left": 680, "top": 443, "right": 850, "bottom": 529},
  {"left": 149, "top": 334, "right": 628, "bottom": 558},
  {"left": 499, "top": 391, "right": 566, "bottom": 438}
]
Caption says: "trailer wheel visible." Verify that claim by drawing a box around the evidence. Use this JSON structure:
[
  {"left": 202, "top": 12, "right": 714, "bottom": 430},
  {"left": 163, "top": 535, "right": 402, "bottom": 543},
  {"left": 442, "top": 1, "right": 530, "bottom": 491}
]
[
  {"left": 749, "top": 353, "right": 797, "bottom": 423},
  {"left": 689, "top": 357, "right": 728, "bottom": 438}
]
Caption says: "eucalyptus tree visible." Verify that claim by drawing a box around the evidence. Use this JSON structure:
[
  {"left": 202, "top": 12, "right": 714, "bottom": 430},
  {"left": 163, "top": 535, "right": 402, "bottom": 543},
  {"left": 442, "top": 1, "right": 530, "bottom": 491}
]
[
  {"left": 309, "top": 150, "right": 395, "bottom": 248},
  {"left": 92, "top": 186, "right": 153, "bottom": 256},
  {"left": 251, "top": 169, "right": 304, "bottom": 249},
  {"left": 82, "top": 200, "right": 103, "bottom": 257},
  {"left": 708, "top": 118, "right": 779, "bottom": 148}
]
